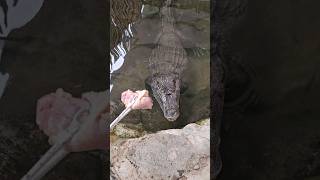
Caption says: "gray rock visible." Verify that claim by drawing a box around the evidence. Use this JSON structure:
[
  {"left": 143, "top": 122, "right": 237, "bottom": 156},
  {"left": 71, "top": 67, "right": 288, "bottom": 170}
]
[{"left": 111, "top": 119, "right": 210, "bottom": 180}]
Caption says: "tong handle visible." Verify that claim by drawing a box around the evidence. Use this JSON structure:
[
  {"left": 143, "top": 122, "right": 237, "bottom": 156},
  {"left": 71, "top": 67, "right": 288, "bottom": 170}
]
[
  {"left": 21, "top": 148, "right": 68, "bottom": 180},
  {"left": 110, "top": 92, "right": 145, "bottom": 130},
  {"left": 21, "top": 108, "right": 88, "bottom": 180}
]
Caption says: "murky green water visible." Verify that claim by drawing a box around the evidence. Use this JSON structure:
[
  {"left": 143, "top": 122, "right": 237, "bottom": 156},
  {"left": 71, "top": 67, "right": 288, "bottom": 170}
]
[{"left": 110, "top": 0, "right": 210, "bottom": 132}]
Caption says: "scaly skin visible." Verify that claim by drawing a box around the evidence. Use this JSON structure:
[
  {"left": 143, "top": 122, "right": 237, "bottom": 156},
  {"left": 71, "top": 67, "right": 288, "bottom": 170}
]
[{"left": 147, "top": 0, "right": 188, "bottom": 121}]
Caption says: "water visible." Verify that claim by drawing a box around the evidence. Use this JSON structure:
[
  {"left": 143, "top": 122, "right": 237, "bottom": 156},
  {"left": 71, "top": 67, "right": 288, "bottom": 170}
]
[{"left": 110, "top": 0, "right": 210, "bottom": 132}]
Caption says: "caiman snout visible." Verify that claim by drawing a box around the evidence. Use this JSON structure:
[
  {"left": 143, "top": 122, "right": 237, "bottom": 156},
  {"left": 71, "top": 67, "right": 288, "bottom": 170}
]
[
  {"left": 164, "top": 109, "right": 179, "bottom": 121},
  {"left": 149, "top": 74, "right": 181, "bottom": 122}
]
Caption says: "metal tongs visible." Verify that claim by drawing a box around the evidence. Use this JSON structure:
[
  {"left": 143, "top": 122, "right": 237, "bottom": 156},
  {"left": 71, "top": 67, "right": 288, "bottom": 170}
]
[
  {"left": 110, "top": 92, "right": 145, "bottom": 130},
  {"left": 21, "top": 108, "right": 88, "bottom": 180}
]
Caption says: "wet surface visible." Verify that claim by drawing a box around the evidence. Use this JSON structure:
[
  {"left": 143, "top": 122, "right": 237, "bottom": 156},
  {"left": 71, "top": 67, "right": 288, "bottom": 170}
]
[
  {"left": 0, "top": 0, "right": 106, "bottom": 179},
  {"left": 110, "top": 0, "right": 210, "bottom": 132}
]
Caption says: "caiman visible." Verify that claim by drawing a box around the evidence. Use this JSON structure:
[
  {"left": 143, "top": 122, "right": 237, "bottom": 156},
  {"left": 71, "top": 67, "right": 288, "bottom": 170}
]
[{"left": 146, "top": 0, "right": 187, "bottom": 121}]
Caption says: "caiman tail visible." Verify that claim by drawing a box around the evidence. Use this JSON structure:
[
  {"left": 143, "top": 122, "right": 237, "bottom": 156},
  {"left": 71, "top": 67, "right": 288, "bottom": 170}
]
[
  {"left": 147, "top": 0, "right": 188, "bottom": 121},
  {"left": 160, "top": 0, "right": 175, "bottom": 32}
]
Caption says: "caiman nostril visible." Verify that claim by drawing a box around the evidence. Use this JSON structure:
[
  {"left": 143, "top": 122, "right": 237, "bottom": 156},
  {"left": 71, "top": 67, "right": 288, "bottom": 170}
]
[{"left": 165, "top": 109, "right": 179, "bottom": 121}]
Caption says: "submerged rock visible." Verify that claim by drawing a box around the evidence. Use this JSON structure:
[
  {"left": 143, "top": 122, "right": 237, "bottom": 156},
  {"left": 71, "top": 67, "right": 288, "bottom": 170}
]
[
  {"left": 112, "top": 123, "right": 148, "bottom": 138},
  {"left": 111, "top": 119, "right": 210, "bottom": 180}
]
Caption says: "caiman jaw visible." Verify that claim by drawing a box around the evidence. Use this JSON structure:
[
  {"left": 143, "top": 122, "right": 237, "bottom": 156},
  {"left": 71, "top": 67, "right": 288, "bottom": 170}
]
[
  {"left": 150, "top": 74, "right": 181, "bottom": 121},
  {"left": 164, "top": 108, "right": 179, "bottom": 121}
]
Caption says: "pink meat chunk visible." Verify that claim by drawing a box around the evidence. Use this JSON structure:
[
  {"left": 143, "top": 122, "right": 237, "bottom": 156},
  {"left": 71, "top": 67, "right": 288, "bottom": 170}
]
[
  {"left": 36, "top": 88, "right": 89, "bottom": 136},
  {"left": 36, "top": 88, "right": 109, "bottom": 151},
  {"left": 121, "top": 89, "right": 153, "bottom": 110}
]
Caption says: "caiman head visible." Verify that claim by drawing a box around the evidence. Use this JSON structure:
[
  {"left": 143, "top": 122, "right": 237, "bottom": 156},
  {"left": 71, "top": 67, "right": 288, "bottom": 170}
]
[{"left": 147, "top": 74, "right": 181, "bottom": 121}]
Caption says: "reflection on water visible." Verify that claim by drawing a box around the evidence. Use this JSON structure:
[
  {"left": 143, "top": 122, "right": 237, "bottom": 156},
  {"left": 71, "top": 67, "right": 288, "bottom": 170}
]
[
  {"left": 110, "top": 22, "right": 134, "bottom": 91},
  {"left": 110, "top": 0, "right": 210, "bottom": 131}
]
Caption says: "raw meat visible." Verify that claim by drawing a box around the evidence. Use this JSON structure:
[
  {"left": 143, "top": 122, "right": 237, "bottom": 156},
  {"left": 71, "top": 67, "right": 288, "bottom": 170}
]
[
  {"left": 121, "top": 89, "right": 153, "bottom": 110},
  {"left": 36, "top": 88, "right": 89, "bottom": 137},
  {"left": 36, "top": 88, "right": 108, "bottom": 151}
]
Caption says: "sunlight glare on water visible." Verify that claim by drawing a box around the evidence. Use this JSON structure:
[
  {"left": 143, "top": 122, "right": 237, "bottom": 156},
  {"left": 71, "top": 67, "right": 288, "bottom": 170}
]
[{"left": 110, "top": 25, "right": 134, "bottom": 91}]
